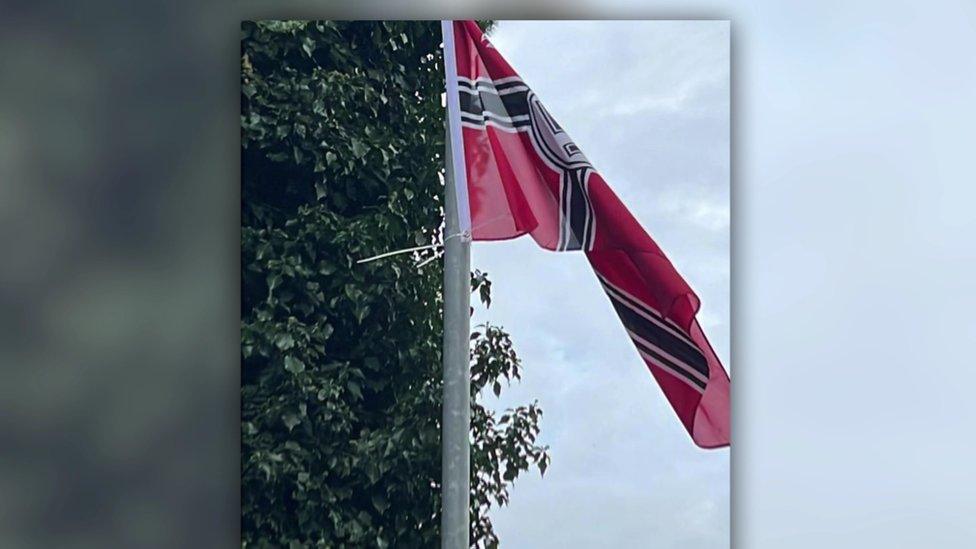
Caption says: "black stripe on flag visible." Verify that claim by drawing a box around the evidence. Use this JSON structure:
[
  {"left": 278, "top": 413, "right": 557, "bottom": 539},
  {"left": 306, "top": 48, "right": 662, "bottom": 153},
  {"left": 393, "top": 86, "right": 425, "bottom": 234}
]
[
  {"left": 458, "top": 89, "right": 531, "bottom": 120},
  {"left": 564, "top": 168, "right": 589, "bottom": 250},
  {"left": 599, "top": 282, "right": 710, "bottom": 391},
  {"left": 607, "top": 296, "right": 709, "bottom": 378},
  {"left": 460, "top": 111, "right": 529, "bottom": 130},
  {"left": 631, "top": 337, "right": 707, "bottom": 391},
  {"left": 581, "top": 170, "right": 595, "bottom": 250},
  {"left": 558, "top": 172, "right": 571, "bottom": 250},
  {"left": 599, "top": 274, "right": 700, "bottom": 351}
]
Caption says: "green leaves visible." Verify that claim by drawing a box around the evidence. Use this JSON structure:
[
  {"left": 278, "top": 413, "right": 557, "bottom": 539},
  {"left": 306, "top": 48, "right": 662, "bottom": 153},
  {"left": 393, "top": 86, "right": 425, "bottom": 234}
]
[
  {"left": 301, "top": 36, "right": 315, "bottom": 58},
  {"left": 274, "top": 332, "right": 295, "bottom": 350},
  {"left": 350, "top": 137, "right": 368, "bottom": 159},
  {"left": 472, "top": 269, "right": 493, "bottom": 308},
  {"left": 282, "top": 412, "right": 302, "bottom": 431},
  {"left": 371, "top": 493, "right": 390, "bottom": 514},
  {"left": 284, "top": 355, "right": 305, "bottom": 374},
  {"left": 241, "top": 20, "right": 542, "bottom": 549},
  {"left": 346, "top": 380, "right": 363, "bottom": 401}
]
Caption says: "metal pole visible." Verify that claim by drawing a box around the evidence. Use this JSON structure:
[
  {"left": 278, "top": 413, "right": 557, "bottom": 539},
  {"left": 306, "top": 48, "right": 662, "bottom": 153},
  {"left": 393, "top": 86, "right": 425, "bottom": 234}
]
[{"left": 441, "top": 120, "right": 471, "bottom": 549}]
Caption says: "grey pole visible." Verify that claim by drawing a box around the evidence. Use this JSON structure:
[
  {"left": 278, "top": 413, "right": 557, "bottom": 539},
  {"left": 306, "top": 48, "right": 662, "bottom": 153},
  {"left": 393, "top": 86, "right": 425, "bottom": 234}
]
[{"left": 441, "top": 122, "right": 471, "bottom": 549}]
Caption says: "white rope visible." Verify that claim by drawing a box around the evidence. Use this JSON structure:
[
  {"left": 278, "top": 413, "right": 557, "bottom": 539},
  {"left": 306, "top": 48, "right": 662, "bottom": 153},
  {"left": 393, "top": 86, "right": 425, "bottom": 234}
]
[
  {"left": 415, "top": 253, "right": 441, "bottom": 269},
  {"left": 355, "top": 243, "right": 439, "bottom": 264},
  {"left": 356, "top": 230, "right": 471, "bottom": 264}
]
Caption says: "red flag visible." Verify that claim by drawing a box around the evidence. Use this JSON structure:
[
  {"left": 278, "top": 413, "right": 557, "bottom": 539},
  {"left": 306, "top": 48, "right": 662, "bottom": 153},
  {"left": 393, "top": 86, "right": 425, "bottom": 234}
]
[{"left": 445, "top": 21, "right": 730, "bottom": 448}]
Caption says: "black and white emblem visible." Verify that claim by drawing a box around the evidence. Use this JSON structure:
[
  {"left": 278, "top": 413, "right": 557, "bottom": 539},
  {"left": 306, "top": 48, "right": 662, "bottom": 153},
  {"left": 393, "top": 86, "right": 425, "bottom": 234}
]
[{"left": 458, "top": 76, "right": 596, "bottom": 251}]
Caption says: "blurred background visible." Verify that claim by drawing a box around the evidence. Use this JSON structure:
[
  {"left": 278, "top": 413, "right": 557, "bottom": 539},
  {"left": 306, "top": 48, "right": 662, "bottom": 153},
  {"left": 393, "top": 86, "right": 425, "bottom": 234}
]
[
  {"left": 2, "top": 1, "right": 975, "bottom": 547},
  {"left": 0, "top": 2, "right": 238, "bottom": 547}
]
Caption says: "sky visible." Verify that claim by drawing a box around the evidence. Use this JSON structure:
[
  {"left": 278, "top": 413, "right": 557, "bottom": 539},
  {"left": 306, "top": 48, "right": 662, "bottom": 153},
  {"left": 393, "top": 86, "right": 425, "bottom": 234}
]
[{"left": 469, "top": 21, "right": 730, "bottom": 548}]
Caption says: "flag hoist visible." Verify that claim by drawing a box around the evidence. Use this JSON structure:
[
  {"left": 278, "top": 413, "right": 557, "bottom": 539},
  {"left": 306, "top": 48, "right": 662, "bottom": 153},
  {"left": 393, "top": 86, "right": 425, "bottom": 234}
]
[{"left": 438, "top": 20, "right": 731, "bottom": 548}]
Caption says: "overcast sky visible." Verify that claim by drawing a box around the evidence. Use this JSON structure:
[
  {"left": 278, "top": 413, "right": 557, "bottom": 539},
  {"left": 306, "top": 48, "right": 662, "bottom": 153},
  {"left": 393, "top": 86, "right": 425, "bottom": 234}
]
[{"left": 468, "top": 21, "right": 730, "bottom": 548}]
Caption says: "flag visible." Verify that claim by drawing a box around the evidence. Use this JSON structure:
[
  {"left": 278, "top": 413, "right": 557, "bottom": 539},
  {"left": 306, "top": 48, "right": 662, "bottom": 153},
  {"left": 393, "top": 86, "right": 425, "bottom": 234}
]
[{"left": 443, "top": 21, "right": 730, "bottom": 448}]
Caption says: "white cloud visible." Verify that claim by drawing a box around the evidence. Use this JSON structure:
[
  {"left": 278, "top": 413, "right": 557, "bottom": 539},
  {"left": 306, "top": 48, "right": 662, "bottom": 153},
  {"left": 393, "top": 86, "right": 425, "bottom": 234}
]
[{"left": 658, "top": 190, "right": 731, "bottom": 232}]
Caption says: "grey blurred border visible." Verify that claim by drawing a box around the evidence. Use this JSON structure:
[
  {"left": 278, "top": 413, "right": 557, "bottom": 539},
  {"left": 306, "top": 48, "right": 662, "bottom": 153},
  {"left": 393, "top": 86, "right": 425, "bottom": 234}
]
[{"left": 0, "top": 2, "right": 738, "bottom": 547}]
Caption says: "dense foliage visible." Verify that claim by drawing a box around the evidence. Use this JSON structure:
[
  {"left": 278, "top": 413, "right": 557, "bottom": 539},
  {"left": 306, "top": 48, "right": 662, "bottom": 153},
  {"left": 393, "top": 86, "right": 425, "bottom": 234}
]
[{"left": 241, "top": 21, "right": 548, "bottom": 547}]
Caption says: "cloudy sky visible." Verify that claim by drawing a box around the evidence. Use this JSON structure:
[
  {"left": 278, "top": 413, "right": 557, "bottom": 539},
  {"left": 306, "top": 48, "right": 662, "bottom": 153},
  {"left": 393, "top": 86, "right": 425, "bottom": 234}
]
[{"left": 468, "top": 21, "right": 730, "bottom": 548}]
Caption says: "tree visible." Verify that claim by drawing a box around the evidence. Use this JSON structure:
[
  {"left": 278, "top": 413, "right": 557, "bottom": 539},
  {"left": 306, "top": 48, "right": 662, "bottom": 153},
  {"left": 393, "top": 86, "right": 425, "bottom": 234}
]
[{"left": 241, "top": 21, "right": 548, "bottom": 548}]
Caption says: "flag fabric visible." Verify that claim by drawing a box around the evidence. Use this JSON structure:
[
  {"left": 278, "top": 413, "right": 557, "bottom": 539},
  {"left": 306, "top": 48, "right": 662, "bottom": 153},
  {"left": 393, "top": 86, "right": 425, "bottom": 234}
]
[{"left": 444, "top": 20, "right": 730, "bottom": 448}]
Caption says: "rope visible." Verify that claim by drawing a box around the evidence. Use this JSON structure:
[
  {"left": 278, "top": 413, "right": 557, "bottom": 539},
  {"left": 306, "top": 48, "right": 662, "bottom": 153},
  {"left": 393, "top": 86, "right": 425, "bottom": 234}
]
[
  {"left": 355, "top": 230, "right": 471, "bottom": 264},
  {"left": 355, "top": 212, "right": 506, "bottom": 267}
]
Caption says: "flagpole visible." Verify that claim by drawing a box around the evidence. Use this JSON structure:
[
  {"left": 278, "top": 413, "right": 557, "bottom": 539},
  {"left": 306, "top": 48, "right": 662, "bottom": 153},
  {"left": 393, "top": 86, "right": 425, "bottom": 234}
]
[{"left": 440, "top": 20, "right": 471, "bottom": 549}]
